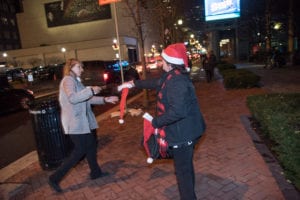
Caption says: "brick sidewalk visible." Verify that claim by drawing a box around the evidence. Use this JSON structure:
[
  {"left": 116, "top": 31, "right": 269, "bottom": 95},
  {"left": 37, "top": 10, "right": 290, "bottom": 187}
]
[{"left": 1, "top": 64, "right": 299, "bottom": 199}]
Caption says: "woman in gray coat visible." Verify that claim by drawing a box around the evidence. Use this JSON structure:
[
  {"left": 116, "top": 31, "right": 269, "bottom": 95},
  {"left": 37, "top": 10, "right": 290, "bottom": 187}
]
[{"left": 48, "top": 58, "right": 118, "bottom": 192}]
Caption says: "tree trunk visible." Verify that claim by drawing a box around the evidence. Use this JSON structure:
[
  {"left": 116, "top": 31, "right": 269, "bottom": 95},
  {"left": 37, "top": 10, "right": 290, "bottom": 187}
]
[
  {"left": 265, "top": 0, "right": 271, "bottom": 51},
  {"left": 288, "top": 0, "right": 294, "bottom": 61},
  {"left": 135, "top": 0, "right": 149, "bottom": 108}
]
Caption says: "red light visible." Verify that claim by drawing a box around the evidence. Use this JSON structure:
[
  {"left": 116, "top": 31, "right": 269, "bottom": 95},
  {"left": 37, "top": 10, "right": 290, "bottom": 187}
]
[{"left": 103, "top": 73, "right": 109, "bottom": 81}]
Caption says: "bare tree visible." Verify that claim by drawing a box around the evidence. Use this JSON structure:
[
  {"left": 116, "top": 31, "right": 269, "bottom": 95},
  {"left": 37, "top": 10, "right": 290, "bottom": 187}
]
[
  {"left": 121, "top": 0, "right": 180, "bottom": 107},
  {"left": 148, "top": 0, "right": 184, "bottom": 46},
  {"left": 121, "top": 0, "right": 151, "bottom": 107}
]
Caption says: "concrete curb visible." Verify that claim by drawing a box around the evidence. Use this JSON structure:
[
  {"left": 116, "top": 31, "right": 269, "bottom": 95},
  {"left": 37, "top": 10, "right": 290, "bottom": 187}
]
[
  {"left": 0, "top": 151, "right": 38, "bottom": 199},
  {"left": 96, "top": 91, "right": 144, "bottom": 122},
  {"left": 240, "top": 115, "right": 300, "bottom": 200},
  {"left": 0, "top": 151, "right": 38, "bottom": 182}
]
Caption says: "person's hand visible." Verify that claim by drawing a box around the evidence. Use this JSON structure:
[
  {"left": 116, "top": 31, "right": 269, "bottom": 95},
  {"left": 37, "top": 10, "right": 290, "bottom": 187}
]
[
  {"left": 104, "top": 96, "right": 119, "bottom": 104},
  {"left": 143, "top": 112, "right": 153, "bottom": 122},
  {"left": 117, "top": 81, "right": 134, "bottom": 92}
]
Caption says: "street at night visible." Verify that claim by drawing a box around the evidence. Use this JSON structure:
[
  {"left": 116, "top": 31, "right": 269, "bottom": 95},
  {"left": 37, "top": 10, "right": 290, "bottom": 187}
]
[{"left": 1, "top": 0, "right": 300, "bottom": 199}]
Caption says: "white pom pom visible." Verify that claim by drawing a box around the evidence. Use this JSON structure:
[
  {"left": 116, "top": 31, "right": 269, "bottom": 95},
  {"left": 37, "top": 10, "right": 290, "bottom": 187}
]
[
  {"left": 119, "top": 119, "right": 124, "bottom": 124},
  {"left": 147, "top": 157, "right": 153, "bottom": 164}
]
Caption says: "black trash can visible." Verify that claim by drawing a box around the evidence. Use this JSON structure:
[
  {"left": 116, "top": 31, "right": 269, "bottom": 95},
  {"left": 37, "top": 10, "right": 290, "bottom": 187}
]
[{"left": 29, "top": 98, "right": 73, "bottom": 170}]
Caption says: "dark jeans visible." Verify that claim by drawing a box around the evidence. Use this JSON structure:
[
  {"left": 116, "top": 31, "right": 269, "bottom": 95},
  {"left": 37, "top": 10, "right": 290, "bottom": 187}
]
[
  {"left": 173, "top": 144, "right": 196, "bottom": 200},
  {"left": 50, "top": 132, "right": 102, "bottom": 183}
]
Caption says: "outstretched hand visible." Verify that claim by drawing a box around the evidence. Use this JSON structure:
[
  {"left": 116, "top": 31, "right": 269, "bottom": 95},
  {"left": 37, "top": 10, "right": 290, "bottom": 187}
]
[
  {"left": 104, "top": 96, "right": 119, "bottom": 104},
  {"left": 117, "top": 81, "right": 134, "bottom": 92}
]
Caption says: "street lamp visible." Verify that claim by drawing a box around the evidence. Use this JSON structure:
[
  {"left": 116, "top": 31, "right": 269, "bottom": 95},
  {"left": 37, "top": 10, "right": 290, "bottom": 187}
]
[
  {"left": 190, "top": 34, "right": 195, "bottom": 45},
  {"left": 273, "top": 22, "right": 282, "bottom": 30},
  {"left": 178, "top": 19, "right": 183, "bottom": 25},
  {"left": 112, "top": 38, "right": 120, "bottom": 59},
  {"left": 2, "top": 52, "right": 8, "bottom": 64},
  {"left": 61, "top": 47, "right": 66, "bottom": 60},
  {"left": 174, "top": 19, "right": 184, "bottom": 42},
  {"left": 112, "top": 38, "right": 119, "bottom": 51},
  {"left": 151, "top": 44, "right": 156, "bottom": 53}
]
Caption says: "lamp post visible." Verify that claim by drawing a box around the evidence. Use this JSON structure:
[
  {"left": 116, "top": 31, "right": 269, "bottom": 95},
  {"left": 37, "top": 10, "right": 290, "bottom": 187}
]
[
  {"left": 190, "top": 34, "right": 195, "bottom": 45},
  {"left": 151, "top": 45, "right": 156, "bottom": 57},
  {"left": 178, "top": 19, "right": 183, "bottom": 26},
  {"left": 2, "top": 52, "right": 8, "bottom": 63},
  {"left": 175, "top": 19, "right": 183, "bottom": 42},
  {"left": 112, "top": 38, "right": 124, "bottom": 83},
  {"left": 2, "top": 52, "right": 8, "bottom": 67},
  {"left": 61, "top": 47, "right": 66, "bottom": 61},
  {"left": 112, "top": 38, "right": 119, "bottom": 51}
]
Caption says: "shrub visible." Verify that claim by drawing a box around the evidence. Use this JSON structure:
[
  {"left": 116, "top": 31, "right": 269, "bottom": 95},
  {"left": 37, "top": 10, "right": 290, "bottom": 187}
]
[
  {"left": 222, "top": 69, "right": 260, "bottom": 89},
  {"left": 216, "top": 63, "right": 236, "bottom": 73},
  {"left": 247, "top": 93, "right": 300, "bottom": 190}
]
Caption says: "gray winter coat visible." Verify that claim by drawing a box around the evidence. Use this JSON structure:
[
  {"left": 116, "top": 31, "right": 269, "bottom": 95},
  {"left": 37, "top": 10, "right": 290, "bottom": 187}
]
[{"left": 59, "top": 75, "right": 105, "bottom": 134}]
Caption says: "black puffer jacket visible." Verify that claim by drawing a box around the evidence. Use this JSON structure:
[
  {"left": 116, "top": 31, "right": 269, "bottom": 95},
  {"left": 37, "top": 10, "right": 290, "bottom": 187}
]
[{"left": 134, "top": 69, "right": 206, "bottom": 146}]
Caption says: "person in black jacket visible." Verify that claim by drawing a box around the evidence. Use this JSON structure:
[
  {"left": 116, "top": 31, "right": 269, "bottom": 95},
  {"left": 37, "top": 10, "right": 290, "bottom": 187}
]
[
  {"left": 203, "top": 50, "right": 217, "bottom": 82},
  {"left": 118, "top": 43, "right": 206, "bottom": 200}
]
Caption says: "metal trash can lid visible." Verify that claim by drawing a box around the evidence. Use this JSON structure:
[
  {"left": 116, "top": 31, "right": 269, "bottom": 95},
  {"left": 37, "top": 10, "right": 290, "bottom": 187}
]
[{"left": 29, "top": 98, "right": 60, "bottom": 114}]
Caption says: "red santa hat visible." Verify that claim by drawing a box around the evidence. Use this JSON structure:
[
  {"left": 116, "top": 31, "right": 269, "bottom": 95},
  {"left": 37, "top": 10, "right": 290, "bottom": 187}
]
[
  {"left": 119, "top": 88, "right": 129, "bottom": 124},
  {"left": 161, "top": 43, "right": 189, "bottom": 71}
]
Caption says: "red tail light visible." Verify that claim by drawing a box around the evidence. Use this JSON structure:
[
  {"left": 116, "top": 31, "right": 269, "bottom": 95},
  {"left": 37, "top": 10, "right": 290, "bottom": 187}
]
[{"left": 103, "top": 73, "right": 109, "bottom": 82}]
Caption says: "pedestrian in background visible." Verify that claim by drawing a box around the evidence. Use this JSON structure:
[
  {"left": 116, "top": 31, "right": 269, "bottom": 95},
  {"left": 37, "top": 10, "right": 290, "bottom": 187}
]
[
  {"left": 118, "top": 43, "right": 206, "bottom": 200},
  {"left": 203, "top": 50, "right": 217, "bottom": 82},
  {"left": 48, "top": 58, "right": 119, "bottom": 193}
]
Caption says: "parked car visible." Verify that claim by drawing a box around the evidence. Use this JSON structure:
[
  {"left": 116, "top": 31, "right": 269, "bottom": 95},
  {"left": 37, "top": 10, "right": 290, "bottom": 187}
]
[
  {"left": 31, "top": 66, "right": 51, "bottom": 80},
  {"left": 0, "top": 85, "right": 34, "bottom": 115},
  {"left": 4, "top": 68, "right": 26, "bottom": 82},
  {"left": 102, "top": 60, "right": 140, "bottom": 85},
  {"left": 24, "top": 64, "right": 64, "bottom": 81}
]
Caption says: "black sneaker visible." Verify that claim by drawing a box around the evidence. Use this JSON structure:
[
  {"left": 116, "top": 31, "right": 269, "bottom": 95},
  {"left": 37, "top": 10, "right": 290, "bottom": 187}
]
[
  {"left": 48, "top": 177, "right": 62, "bottom": 193},
  {"left": 90, "top": 172, "right": 110, "bottom": 180}
]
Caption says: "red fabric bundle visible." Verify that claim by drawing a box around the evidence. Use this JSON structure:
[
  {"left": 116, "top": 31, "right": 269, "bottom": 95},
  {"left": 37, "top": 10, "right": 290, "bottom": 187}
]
[{"left": 143, "top": 119, "right": 171, "bottom": 164}]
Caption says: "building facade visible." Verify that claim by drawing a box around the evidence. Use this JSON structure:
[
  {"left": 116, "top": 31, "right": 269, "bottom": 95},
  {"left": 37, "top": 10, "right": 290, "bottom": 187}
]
[
  {"left": 0, "top": 0, "right": 22, "bottom": 52},
  {"left": 1, "top": 0, "right": 160, "bottom": 68}
]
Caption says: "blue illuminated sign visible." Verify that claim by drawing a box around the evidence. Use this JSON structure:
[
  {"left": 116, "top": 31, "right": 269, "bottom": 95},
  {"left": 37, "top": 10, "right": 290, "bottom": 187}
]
[{"left": 205, "top": 0, "right": 240, "bottom": 21}]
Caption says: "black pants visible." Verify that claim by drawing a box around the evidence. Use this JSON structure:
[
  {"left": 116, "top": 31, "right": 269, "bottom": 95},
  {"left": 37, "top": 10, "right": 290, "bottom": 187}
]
[
  {"left": 50, "top": 133, "right": 102, "bottom": 183},
  {"left": 205, "top": 69, "right": 213, "bottom": 82},
  {"left": 173, "top": 144, "right": 196, "bottom": 200}
]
